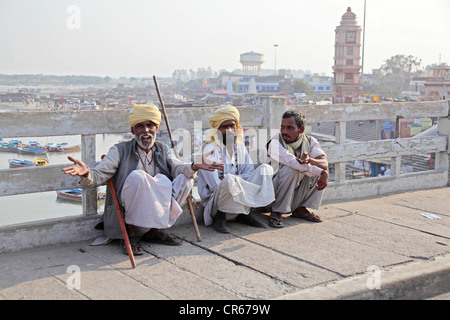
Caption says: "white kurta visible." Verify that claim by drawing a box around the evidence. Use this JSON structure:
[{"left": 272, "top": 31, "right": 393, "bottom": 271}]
[
  {"left": 198, "top": 142, "right": 275, "bottom": 226},
  {"left": 267, "top": 135, "right": 325, "bottom": 177}
]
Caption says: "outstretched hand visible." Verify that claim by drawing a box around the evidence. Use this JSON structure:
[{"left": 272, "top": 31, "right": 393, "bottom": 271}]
[
  {"left": 62, "top": 156, "right": 90, "bottom": 176},
  {"left": 192, "top": 150, "right": 224, "bottom": 172}
]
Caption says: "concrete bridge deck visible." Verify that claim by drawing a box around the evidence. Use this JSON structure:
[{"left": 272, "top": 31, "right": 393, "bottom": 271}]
[{"left": 1, "top": 187, "right": 449, "bottom": 302}]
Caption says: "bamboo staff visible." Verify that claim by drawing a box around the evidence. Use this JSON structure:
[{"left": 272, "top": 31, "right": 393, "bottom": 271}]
[
  {"left": 101, "top": 155, "right": 136, "bottom": 269},
  {"left": 153, "top": 75, "right": 202, "bottom": 242}
]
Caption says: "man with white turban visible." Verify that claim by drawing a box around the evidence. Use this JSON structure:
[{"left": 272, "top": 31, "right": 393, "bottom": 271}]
[
  {"left": 63, "top": 104, "right": 223, "bottom": 255},
  {"left": 198, "top": 106, "right": 275, "bottom": 233}
]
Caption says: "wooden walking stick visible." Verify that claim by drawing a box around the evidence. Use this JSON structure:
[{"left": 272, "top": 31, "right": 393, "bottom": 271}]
[
  {"left": 101, "top": 155, "right": 136, "bottom": 269},
  {"left": 153, "top": 75, "right": 202, "bottom": 242}
]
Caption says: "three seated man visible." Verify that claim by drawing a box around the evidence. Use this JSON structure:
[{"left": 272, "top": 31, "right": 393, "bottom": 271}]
[{"left": 63, "top": 104, "right": 329, "bottom": 255}]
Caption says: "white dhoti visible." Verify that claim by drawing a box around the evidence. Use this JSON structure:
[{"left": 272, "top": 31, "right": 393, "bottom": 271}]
[
  {"left": 203, "top": 164, "right": 275, "bottom": 226},
  {"left": 269, "top": 165, "right": 324, "bottom": 214},
  {"left": 120, "top": 170, "right": 193, "bottom": 232}
]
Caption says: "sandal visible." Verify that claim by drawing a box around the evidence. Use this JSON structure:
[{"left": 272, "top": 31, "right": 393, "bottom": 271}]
[
  {"left": 291, "top": 208, "right": 323, "bottom": 222},
  {"left": 122, "top": 237, "right": 144, "bottom": 256},
  {"left": 141, "top": 230, "right": 182, "bottom": 246},
  {"left": 268, "top": 213, "right": 284, "bottom": 228}
]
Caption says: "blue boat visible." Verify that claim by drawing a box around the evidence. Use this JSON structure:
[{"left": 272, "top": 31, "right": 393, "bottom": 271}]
[
  {"left": 26, "top": 141, "right": 41, "bottom": 147},
  {"left": 0, "top": 143, "right": 18, "bottom": 153},
  {"left": 56, "top": 188, "right": 106, "bottom": 202},
  {"left": 8, "top": 140, "right": 22, "bottom": 145},
  {"left": 17, "top": 147, "right": 48, "bottom": 155},
  {"left": 8, "top": 159, "right": 35, "bottom": 168}
]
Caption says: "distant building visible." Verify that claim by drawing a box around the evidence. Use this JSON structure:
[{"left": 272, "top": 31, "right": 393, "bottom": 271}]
[
  {"left": 424, "top": 65, "right": 450, "bottom": 100},
  {"left": 310, "top": 82, "right": 332, "bottom": 95},
  {"left": 332, "top": 7, "right": 362, "bottom": 103},
  {"left": 237, "top": 75, "right": 285, "bottom": 93},
  {"left": 304, "top": 73, "right": 333, "bottom": 96},
  {"left": 238, "top": 81, "right": 279, "bottom": 93},
  {"left": 409, "top": 77, "right": 427, "bottom": 96}
]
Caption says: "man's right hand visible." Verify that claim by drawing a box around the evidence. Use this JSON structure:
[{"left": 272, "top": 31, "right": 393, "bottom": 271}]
[
  {"left": 62, "top": 156, "right": 89, "bottom": 176},
  {"left": 192, "top": 150, "right": 224, "bottom": 172}
]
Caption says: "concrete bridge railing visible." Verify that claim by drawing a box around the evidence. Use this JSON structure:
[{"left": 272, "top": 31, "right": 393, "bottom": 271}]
[{"left": 0, "top": 97, "right": 449, "bottom": 251}]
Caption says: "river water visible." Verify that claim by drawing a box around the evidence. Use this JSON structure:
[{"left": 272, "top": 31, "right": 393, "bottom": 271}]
[{"left": 0, "top": 133, "right": 126, "bottom": 227}]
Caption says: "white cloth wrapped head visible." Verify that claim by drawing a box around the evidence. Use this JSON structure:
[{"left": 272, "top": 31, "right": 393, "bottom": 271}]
[{"left": 204, "top": 106, "right": 243, "bottom": 146}]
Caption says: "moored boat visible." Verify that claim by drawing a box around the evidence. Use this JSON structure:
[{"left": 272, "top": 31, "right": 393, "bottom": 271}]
[
  {"left": 56, "top": 189, "right": 83, "bottom": 202},
  {"left": 0, "top": 144, "right": 18, "bottom": 153},
  {"left": 45, "top": 142, "right": 81, "bottom": 152},
  {"left": 44, "top": 143, "right": 63, "bottom": 152},
  {"left": 17, "top": 147, "right": 48, "bottom": 155},
  {"left": 59, "top": 144, "right": 81, "bottom": 152},
  {"left": 0, "top": 141, "right": 20, "bottom": 153},
  {"left": 56, "top": 188, "right": 106, "bottom": 202},
  {"left": 8, "top": 159, "right": 35, "bottom": 168},
  {"left": 34, "top": 158, "right": 49, "bottom": 166},
  {"left": 20, "top": 141, "right": 41, "bottom": 148}
]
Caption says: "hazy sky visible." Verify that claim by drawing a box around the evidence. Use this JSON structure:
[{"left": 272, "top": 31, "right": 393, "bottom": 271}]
[{"left": 0, "top": 0, "right": 449, "bottom": 78}]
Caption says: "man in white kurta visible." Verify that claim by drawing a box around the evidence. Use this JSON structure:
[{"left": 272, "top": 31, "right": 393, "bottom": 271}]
[{"left": 198, "top": 106, "right": 275, "bottom": 233}]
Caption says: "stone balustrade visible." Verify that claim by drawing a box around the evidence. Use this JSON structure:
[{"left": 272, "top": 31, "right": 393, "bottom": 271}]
[{"left": 0, "top": 97, "right": 448, "bottom": 251}]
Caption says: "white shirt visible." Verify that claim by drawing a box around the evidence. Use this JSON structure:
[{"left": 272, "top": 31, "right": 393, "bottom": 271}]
[
  {"left": 267, "top": 135, "right": 325, "bottom": 177},
  {"left": 197, "top": 141, "right": 254, "bottom": 200}
]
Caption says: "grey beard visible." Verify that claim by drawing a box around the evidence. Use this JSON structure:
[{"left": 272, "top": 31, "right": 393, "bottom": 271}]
[
  {"left": 135, "top": 133, "right": 155, "bottom": 150},
  {"left": 222, "top": 133, "right": 236, "bottom": 145}
]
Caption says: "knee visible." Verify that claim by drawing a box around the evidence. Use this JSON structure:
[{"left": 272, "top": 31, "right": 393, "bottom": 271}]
[
  {"left": 278, "top": 165, "right": 297, "bottom": 177},
  {"left": 126, "top": 170, "right": 148, "bottom": 183},
  {"left": 258, "top": 163, "right": 274, "bottom": 176},
  {"left": 273, "top": 166, "right": 299, "bottom": 186},
  {"left": 173, "top": 174, "right": 194, "bottom": 190}
]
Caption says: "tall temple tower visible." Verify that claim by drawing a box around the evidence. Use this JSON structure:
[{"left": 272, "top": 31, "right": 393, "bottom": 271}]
[{"left": 332, "top": 7, "right": 362, "bottom": 104}]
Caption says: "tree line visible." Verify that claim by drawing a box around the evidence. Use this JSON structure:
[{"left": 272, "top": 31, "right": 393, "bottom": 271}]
[
  {"left": 1, "top": 54, "right": 445, "bottom": 97},
  {"left": 365, "top": 54, "right": 446, "bottom": 96},
  {"left": 0, "top": 74, "right": 113, "bottom": 85}
]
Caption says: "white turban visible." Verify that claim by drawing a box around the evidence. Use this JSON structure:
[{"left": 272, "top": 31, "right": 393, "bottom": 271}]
[{"left": 204, "top": 106, "right": 243, "bottom": 145}]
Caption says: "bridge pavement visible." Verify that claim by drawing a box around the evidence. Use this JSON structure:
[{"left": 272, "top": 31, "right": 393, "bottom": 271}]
[{"left": 1, "top": 187, "right": 449, "bottom": 301}]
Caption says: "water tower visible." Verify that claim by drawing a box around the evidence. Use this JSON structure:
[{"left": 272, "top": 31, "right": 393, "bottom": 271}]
[{"left": 240, "top": 51, "right": 264, "bottom": 76}]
